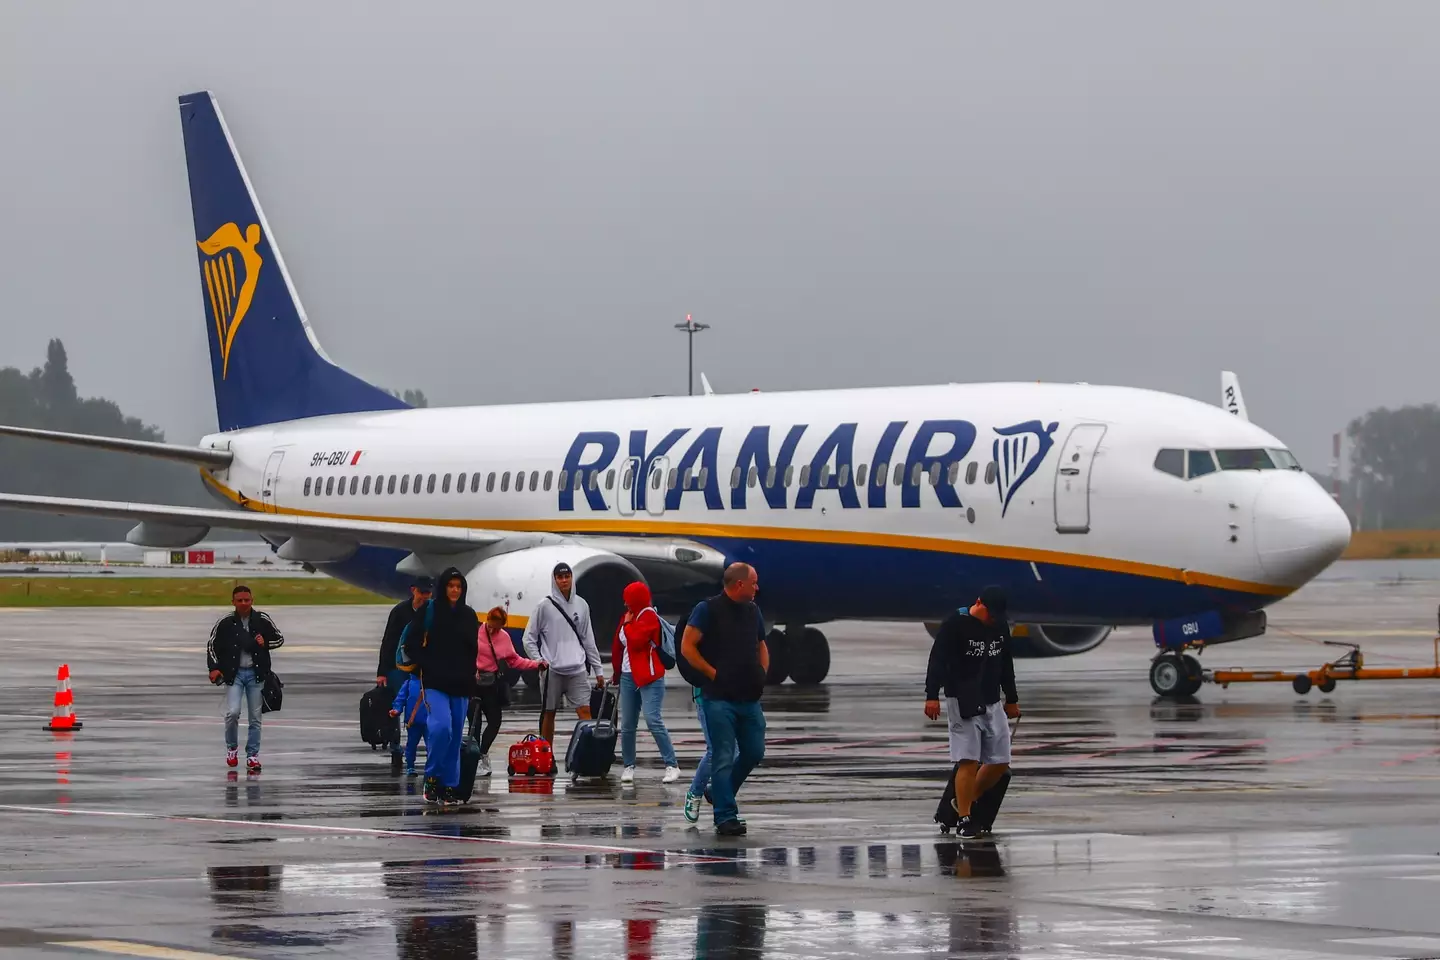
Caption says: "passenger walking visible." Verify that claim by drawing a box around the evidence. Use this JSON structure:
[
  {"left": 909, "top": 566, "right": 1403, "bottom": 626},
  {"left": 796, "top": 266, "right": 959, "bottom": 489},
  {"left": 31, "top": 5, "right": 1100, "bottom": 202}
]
[
  {"left": 206, "top": 584, "right": 285, "bottom": 773},
  {"left": 680, "top": 563, "right": 769, "bottom": 836},
  {"left": 389, "top": 674, "right": 428, "bottom": 776},
  {"left": 377, "top": 576, "right": 434, "bottom": 762},
  {"left": 612, "top": 581, "right": 681, "bottom": 784},
  {"left": 415, "top": 567, "right": 479, "bottom": 805},
  {"left": 923, "top": 585, "right": 1021, "bottom": 839},
  {"left": 471, "top": 606, "right": 546, "bottom": 777},
  {"left": 523, "top": 562, "right": 604, "bottom": 756}
]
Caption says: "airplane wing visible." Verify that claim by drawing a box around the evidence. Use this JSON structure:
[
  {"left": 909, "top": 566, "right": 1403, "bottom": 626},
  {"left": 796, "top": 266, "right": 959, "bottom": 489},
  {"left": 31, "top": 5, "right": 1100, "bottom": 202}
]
[
  {"left": 1221, "top": 371, "right": 1249, "bottom": 421},
  {"left": 0, "top": 492, "right": 726, "bottom": 582}
]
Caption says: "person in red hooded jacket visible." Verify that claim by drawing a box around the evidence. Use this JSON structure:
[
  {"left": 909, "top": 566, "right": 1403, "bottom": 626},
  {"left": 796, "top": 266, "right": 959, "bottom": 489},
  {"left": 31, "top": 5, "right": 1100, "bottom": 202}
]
[{"left": 612, "top": 581, "right": 681, "bottom": 784}]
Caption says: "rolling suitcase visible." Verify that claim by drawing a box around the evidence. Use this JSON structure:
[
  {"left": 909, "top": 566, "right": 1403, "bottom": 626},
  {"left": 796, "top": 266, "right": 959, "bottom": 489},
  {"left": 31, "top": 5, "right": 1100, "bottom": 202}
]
[
  {"left": 506, "top": 669, "right": 558, "bottom": 777},
  {"left": 935, "top": 764, "right": 1011, "bottom": 833},
  {"left": 360, "top": 684, "right": 398, "bottom": 750},
  {"left": 566, "top": 682, "right": 619, "bottom": 779},
  {"left": 455, "top": 733, "right": 483, "bottom": 802}
]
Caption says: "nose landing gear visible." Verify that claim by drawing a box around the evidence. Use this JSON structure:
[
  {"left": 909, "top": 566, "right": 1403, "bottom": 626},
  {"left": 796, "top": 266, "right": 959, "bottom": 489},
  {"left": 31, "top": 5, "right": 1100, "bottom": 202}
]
[{"left": 1150, "top": 652, "right": 1204, "bottom": 697}]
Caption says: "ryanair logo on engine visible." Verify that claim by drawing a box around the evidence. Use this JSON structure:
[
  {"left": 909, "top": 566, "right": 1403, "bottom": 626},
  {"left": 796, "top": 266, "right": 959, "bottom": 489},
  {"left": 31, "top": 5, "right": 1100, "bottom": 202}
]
[{"left": 197, "top": 222, "right": 264, "bottom": 379}]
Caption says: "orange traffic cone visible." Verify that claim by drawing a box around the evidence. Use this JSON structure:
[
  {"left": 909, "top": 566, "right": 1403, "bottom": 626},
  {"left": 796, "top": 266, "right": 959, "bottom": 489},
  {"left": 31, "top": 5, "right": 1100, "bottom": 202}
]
[{"left": 44, "top": 664, "right": 83, "bottom": 732}]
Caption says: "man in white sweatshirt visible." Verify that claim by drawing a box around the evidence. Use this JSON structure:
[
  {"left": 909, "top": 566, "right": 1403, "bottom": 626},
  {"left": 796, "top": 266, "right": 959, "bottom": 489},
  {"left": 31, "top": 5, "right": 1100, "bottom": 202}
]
[{"left": 523, "top": 562, "right": 603, "bottom": 748}]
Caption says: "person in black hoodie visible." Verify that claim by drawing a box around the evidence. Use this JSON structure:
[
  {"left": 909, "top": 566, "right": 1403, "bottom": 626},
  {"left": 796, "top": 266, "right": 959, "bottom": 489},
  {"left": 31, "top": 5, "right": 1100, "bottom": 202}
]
[
  {"left": 923, "top": 585, "right": 1021, "bottom": 838},
  {"left": 415, "top": 567, "right": 479, "bottom": 805}
]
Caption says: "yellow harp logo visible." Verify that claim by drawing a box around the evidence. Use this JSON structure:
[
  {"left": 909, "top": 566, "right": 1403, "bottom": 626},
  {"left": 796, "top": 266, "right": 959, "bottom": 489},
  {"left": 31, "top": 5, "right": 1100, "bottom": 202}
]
[{"left": 197, "top": 223, "right": 263, "bottom": 379}]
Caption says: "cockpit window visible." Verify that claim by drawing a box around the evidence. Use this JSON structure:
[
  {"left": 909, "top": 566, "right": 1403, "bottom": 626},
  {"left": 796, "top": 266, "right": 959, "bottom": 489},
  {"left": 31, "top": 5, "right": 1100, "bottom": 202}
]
[
  {"left": 1154, "top": 449, "right": 1184, "bottom": 478},
  {"left": 1187, "top": 450, "right": 1217, "bottom": 478},
  {"left": 1215, "top": 448, "right": 1275, "bottom": 471},
  {"left": 1268, "top": 448, "right": 1303, "bottom": 470}
]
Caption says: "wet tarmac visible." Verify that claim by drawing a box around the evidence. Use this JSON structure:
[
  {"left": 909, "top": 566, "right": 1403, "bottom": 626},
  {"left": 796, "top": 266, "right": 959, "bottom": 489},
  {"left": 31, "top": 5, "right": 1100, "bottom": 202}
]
[{"left": 4, "top": 563, "right": 1440, "bottom": 958}]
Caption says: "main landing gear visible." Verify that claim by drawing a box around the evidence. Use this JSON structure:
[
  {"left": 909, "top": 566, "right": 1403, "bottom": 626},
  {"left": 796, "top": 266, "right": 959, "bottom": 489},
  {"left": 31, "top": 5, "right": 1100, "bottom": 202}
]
[
  {"left": 765, "top": 625, "right": 831, "bottom": 686},
  {"left": 1149, "top": 651, "right": 1203, "bottom": 698}
]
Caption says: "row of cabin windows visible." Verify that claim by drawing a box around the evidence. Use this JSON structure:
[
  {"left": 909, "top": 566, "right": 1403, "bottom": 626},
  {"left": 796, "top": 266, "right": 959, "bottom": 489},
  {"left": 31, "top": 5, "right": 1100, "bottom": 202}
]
[{"left": 300, "top": 460, "right": 1005, "bottom": 499}]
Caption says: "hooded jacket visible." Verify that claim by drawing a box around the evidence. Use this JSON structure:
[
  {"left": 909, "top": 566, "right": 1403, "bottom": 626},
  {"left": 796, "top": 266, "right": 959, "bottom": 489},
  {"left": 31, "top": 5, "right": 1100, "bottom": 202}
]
[
  {"left": 612, "top": 581, "right": 664, "bottom": 687},
  {"left": 522, "top": 572, "right": 601, "bottom": 677},
  {"left": 416, "top": 567, "right": 480, "bottom": 698}
]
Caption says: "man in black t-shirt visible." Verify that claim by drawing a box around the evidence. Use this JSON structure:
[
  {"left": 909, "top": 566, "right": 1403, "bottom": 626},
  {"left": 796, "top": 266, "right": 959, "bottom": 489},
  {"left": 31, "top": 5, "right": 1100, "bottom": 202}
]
[{"left": 681, "top": 562, "right": 770, "bottom": 837}]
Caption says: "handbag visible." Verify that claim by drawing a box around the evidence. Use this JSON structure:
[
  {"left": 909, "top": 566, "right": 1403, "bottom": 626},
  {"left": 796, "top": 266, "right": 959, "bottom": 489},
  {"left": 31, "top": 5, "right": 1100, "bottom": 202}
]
[
  {"left": 260, "top": 672, "right": 284, "bottom": 713},
  {"left": 477, "top": 626, "right": 502, "bottom": 687}
]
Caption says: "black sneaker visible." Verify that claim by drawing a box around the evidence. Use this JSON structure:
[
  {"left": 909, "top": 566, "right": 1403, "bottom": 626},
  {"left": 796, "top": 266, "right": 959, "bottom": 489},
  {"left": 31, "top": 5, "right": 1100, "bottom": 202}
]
[
  {"left": 442, "top": 786, "right": 462, "bottom": 806},
  {"left": 716, "top": 819, "right": 747, "bottom": 837},
  {"left": 423, "top": 777, "right": 442, "bottom": 804},
  {"left": 957, "top": 816, "right": 981, "bottom": 839}
]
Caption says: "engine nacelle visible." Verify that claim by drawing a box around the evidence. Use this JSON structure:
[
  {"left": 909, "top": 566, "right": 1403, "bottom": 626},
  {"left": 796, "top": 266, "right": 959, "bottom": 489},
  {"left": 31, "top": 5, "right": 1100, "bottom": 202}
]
[
  {"left": 465, "top": 545, "right": 642, "bottom": 659},
  {"left": 1009, "top": 623, "right": 1113, "bottom": 658}
]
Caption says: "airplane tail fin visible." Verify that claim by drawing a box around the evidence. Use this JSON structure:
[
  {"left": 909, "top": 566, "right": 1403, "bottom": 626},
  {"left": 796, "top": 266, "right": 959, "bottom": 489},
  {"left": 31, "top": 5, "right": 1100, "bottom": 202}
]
[
  {"left": 1221, "top": 371, "right": 1248, "bottom": 421},
  {"left": 177, "top": 91, "right": 407, "bottom": 432}
]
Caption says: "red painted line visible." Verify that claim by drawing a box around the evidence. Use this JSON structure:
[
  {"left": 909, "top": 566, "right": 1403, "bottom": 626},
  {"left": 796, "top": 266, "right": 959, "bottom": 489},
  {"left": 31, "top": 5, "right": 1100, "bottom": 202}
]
[
  {"left": 1272, "top": 742, "right": 1362, "bottom": 765},
  {"left": 1382, "top": 746, "right": 1440, "bottom": 767},
  {"left": 1175, "top": 739, "right": 1268, "bottom": 763}
]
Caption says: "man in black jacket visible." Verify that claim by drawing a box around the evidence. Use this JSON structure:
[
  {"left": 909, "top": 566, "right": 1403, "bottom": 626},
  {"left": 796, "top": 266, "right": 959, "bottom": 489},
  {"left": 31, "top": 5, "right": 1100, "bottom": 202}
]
[
  {"left": 376, "top": 576, "right": 434, "bottom": 762},
  {"left": 207, "top": 584, "right": 285, "bottom": 773},
  {"left": 923, "top": 585, "right": 1020, "bottom": 838}
]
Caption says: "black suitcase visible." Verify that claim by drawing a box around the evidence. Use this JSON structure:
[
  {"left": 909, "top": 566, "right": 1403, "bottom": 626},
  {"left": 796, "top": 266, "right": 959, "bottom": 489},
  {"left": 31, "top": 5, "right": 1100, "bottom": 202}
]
[
  {"left": 360, "top": 684, "right": 399, "bottom": 750},
  {"left": 936, "top": 763, "right": 1011, "bottom": 833},
  {"left": 588, "top": 683, "right": 618, "bottom": 723},
  {"left": 566, "top": 683, "right": 619, "bottom": 778},
  {"left": 455, "top": 733, "right": 483, "bottom": 802}
]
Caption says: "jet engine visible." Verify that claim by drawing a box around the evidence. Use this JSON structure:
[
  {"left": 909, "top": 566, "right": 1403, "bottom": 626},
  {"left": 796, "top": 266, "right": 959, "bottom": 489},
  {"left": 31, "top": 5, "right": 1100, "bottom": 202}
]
[{"left": 1008, "top": 623, "right": 1113, "bottom": 658}]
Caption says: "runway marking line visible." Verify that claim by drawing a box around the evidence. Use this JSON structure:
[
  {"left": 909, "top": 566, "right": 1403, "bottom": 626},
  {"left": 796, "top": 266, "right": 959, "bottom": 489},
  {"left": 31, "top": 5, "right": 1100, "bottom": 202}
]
[
  {"left": 0, "top": 804, "right": 735, "bottom": 864},
  {"left": 47, "top": 941, "right": 250, "bottom": 960}
]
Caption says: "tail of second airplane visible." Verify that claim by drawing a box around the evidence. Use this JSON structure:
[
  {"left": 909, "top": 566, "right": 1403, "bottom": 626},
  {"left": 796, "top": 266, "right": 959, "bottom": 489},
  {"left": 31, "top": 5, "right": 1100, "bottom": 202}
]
[{"left": 178, "top": 91, "right": 408, "bottom": 432}]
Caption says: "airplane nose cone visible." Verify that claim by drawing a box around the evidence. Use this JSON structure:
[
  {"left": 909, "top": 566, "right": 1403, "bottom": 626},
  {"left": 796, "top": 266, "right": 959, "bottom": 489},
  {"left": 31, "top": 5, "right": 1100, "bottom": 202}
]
[{"left": 1254, "top": 475, "right": 1352, "bottom": 585}]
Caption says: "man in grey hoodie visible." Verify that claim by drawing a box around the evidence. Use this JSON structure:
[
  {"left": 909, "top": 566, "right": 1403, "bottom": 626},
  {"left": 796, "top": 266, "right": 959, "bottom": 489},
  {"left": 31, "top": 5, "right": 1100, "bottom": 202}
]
[{"left": 523, "top": 562, "right": 604, "bottom": 748}]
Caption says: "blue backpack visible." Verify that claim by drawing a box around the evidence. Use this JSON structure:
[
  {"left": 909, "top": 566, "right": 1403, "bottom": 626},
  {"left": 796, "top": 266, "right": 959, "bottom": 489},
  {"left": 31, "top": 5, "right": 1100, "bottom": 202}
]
[
  {"left": 653, "top": 610, "right": 678, "bottom": 669},
  {"left": 395, "top": 602, "right": 434, "bottom": 673}
]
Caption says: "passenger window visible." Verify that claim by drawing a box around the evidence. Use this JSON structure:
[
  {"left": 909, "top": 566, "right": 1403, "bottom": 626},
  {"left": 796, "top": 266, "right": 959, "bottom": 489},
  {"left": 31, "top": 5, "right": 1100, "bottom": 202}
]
[
  {"left": 910, "top": 463, "right": 923, "bottom": 487},
  {"left": 799, "top": 465, "right": 812, "bottom": 487},
  {"left": 303, "top": 477, "right": 312, "bottom": 496},
  {"left": 352, "top": 477, "right": 360, "bottom": 495},
  {"left": 486, "top": 472, "right": 496, "bottom": 493},
  {"left": 556, "top": 470, "right": 566, "bottom": 492},
  {"left": 413, "top": 473, "right": 422, "bottom": 493},
  {"left": 622, "top": 468, "right": 634, "bottom": 491},
  {"left": 338, "top": 475, "right": 348, "bottom": 496},
  {"left": 984, "top": 462, "right": 997, "bottom": 484},
  {"left": 818, "top": 464, "right": 830, "bottom": 485},
  {"left": 375, "top": 475, "right": 384, "bottom": 495},
  {"left": 388, "top": 475, "right": 397, "bottom": 495},
  {"left": 651, "top": 469, "right": 662, "bottom": 491},
  {"left": 325, "top": 476, "right": 335, "bottom": 496},
  {"left": 855, "top": 464, "right": 867, "bottom": 488},
  {"left": 605, "top": 469, "right": 615, "bottom": 491},
  {"left": 839, "top": 464, "right": 851, "bottom": 486},
  {"left": 946, "top": 463, "right": 958, "bottom": 485},
  {"left": 471, "top": 473, "right": 481, "bottom": 493},
  {"left": 400, "top": 475, "right": 410, "bottom": 495},
  {"left": 362, "top": 476, "right": 371, "bottom": 495},
  {"left": 765, "top": 466, "right": 777, "bottom": 488},
  {"left": 929, "top": 465, "right": 941, "bottom": 487},
  {"left": 668, "top": 469, "right": 678, "bottom": 490},
  {"left": 544, "top": 470, "right": 553, "bottom": 492},
  {"left": 527, "top": 471, "right": 537, "bottom": 492},
  {"left": 873, "top": 462, "right": 887, "bottom": 486},
  {"left": 679, "top": 468, "right": 692, "bottom": 490},
  {"left": 426, "top": 474, "right": 436, "bottom": 494},
  {"left": 574, "top": 471, "right": 585, "bottom": 491},
  {"left": 784, "top": 466, "right": 794, "bottom": 487},
  {"left": 1187, "top": 450, "right": 1217, "bottom": 479},
  {"left": 730, "top": 467, "right": 741, "bottom": 489},
  {"left": 588, "top": 472, "right": 599, "bottom": 491},
  {"left": 966, "top": 462, "right": 978, "bottom": 485},
  {"left": 1153, "top": 449, "right": 1184, "bottom": 478},
  {"left": 698, "top": 467, "right": 709, "bottom": 488},
  {"left": 748, "top": 466, "right": 759, "bottom": 488},
  {"left": 441, "top": 474, "right": 451, "bottom": 494},
  {"left": 893, "top": 463, "right": 905, "bottom": 486},
  {"left": 501, "top": 472, "right": 511, "bottom": 493}
]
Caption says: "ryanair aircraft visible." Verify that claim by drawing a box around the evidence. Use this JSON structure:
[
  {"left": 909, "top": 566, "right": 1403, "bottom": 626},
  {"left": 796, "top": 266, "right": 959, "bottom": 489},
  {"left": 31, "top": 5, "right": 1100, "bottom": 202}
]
[{"left": 0, "top": 92, "right": 1351, "bottom": 694}]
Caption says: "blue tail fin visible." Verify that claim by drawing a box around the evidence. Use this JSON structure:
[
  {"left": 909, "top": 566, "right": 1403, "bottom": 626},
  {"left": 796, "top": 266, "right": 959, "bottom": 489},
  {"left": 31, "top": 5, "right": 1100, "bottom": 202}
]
[{"left": 178, "top": 92, "right": 408, "bottom": 431}]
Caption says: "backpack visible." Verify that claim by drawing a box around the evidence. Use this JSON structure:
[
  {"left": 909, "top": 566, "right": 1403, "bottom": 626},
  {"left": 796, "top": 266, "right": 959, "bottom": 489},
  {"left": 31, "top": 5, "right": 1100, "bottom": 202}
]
[
  {"left": 675, "top": 607, "right": 709, "bottom": 688},
  {"left": 395, "top": 602, "right": 434, "bottom": 673},
  {"left": 650, "top": 608, "right": 678, "bottom": 669}
]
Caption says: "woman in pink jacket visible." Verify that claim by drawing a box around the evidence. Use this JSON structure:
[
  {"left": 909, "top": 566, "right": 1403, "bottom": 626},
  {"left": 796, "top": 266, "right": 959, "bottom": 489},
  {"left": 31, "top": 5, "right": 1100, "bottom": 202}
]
[{"left": 471, "top": 606, "right": 545, "bottom": 776}]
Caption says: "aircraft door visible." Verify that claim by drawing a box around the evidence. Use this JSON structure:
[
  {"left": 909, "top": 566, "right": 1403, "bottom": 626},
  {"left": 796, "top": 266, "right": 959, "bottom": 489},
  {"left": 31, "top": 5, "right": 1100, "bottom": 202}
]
[
  {"left": 616, "top": 457, "right": 641, "bottom": 517},
  {"left": 1053, "top": 424, "right": 1106, "bottom": 534},
  {"left": 260, "top": 451, "right": 285, "bottom": 514},
  {"left": 645, "top": 457, "right": 669, "bottom": 517}
]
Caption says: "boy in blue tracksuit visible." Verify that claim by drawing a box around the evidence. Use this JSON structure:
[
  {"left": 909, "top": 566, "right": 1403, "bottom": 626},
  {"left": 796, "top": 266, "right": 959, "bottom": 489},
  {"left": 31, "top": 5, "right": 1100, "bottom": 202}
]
[{"left": 390, "top": 675, "right": 428, "bottom": 776}]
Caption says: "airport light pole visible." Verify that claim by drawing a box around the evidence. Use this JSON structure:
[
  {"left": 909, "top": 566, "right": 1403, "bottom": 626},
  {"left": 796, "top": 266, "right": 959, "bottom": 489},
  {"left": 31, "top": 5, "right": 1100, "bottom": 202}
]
[{"left": 673, "top": 313, "right": 710, "bottom": 396}]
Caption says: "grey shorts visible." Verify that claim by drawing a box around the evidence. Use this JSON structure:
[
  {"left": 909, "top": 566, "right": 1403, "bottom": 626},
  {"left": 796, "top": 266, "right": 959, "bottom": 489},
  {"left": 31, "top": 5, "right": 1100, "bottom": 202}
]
[
  {"left": 947, "top": 699, "right": 1012, "bottom": 764},
  {"left": 543, "top": 670, "right": 593, "bottom": 713}
]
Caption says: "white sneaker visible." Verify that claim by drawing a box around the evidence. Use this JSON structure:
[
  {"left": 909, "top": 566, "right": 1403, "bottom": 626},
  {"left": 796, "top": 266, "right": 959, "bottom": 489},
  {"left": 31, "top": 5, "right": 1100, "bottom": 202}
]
[
  {"left": 478, "top": 755, "right": 492, "bottom": 777},
  {"left": 663, "top": 766, "right": 681, "bottom": 783},
  {"left": 621, "top": 765, "right": 636, "bottom": 784}
]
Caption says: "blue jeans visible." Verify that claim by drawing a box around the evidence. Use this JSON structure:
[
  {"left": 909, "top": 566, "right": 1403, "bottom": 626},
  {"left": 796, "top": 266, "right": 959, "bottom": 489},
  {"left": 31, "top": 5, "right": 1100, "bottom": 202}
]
[
  {"left": 423, "top": 688, "right": 469, "bottom": 788},
  {"left": 689, "top": 692, "right": 738, "bottom": 796},
  {"left": 224, "top": 667, "right": 263, "bottom": 757},
  {"left": 701, "top": 698, "right": 766, "bottom": 825},
  {"left": 620, "top": 673, "right": 677, "bottom": 767}
]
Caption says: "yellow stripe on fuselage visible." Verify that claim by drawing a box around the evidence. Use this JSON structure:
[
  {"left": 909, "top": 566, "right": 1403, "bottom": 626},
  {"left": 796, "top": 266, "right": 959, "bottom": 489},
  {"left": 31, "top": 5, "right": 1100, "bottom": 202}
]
[{"left": 201, "top": 473, "right": 1291, "bottom": 598}]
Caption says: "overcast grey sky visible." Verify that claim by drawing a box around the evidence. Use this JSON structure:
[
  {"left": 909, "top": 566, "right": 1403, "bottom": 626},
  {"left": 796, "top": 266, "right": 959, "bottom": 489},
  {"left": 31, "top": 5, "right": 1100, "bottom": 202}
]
[{"left": 3, "top": 2, "right": 1438, "bottom": 471}]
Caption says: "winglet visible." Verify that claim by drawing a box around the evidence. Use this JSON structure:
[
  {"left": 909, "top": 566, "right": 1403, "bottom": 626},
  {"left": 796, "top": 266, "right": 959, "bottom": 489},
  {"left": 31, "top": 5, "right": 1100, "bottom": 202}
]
[
  {"left": 1221, "top": 371, "right": 1248, "bottom": 421},
  {"left": 700, "top": 373, "right": 715, "bottom": 396}
]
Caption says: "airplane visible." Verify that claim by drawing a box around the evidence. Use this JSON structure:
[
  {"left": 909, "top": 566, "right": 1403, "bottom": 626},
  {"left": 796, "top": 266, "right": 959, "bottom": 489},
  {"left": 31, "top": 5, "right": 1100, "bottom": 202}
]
[{"left": 0, "top": 91, "right": 1352, "bottom": 694}]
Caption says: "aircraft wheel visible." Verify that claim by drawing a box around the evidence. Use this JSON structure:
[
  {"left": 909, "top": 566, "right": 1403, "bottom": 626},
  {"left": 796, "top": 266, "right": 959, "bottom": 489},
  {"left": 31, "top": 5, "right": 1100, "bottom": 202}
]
[
  {"left": 788, "top": 627, "right": 831, "bottom": 685},
  {"left": 1180, "top": 655, "right": 1204, "bottom": 696},
  {"left": 1292, "top": 675, "right": 1313, "bottom": 695},
  {"left": 1149, "top": 654, "right": 1186, "bottom": 698},
  {"left": 765, "top": 629, "right": 791, "bottom": 685},
  {"left": 1318, "top": 677, "right": 1336, "bottom": 694}
]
